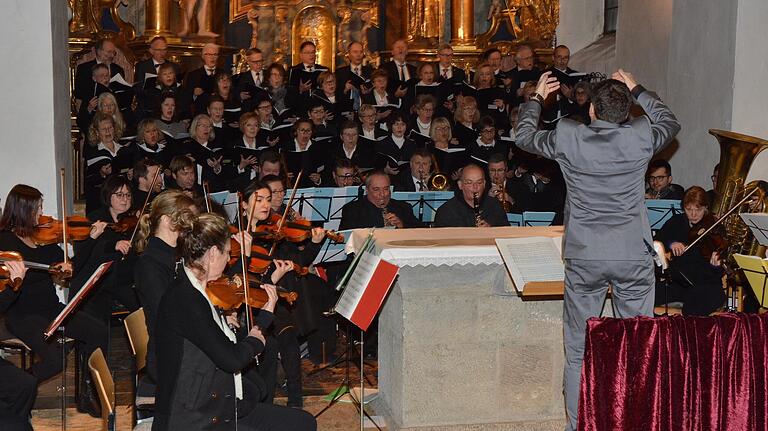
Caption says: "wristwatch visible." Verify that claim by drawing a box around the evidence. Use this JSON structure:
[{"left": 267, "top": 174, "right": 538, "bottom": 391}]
[{"left": 531, "top": 93, "right": 545, "bottom": 105}]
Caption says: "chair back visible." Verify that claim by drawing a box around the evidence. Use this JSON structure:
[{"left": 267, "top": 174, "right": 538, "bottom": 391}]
[
  {"left": 124, "top": 308, "right": 149, "bottom": 371},
  {"left": 88, "top": 348, "right": 115, "bottom": 430}
]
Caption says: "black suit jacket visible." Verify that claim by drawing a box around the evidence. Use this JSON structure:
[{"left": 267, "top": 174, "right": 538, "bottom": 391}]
[
  {"left": 183, "top": 67, "right": 218, "bottom": 97},
  {"left": 74, "top": 60, "right": 125, "bottom": 101},
  {"left": 434, "top": 65, "right": 467, "bottom": 83},
  {"left": 134, "top": 59, "right": 181, "bottom": 85},
  {"left": 339, "top": 197, "right": 424, "bottom": 230},
  {"left": 380, "top": 60, "right": 417, "bottom": 87},
  {"left": 288, "top": 63, "right": 330, "bottom": 90},
  {"left": 336, "top": 64, "right": 373, "bottom": 90}
]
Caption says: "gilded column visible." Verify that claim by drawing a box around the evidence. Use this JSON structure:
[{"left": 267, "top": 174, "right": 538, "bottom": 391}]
[
  {"left": 450, "top": 0, "right": 475, "bottom": 47},
  {"left": 145, "top": 0, "right": 173, "bottom": 37}
]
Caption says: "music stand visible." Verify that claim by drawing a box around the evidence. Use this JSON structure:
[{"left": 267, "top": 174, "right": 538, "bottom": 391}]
[
  {"left": 44, "top": 261, "right": 113, "bottom": 430},
  {"left": 523, "top": 211, "right": 556, "bottom": 226},
  {"left": 315, "top": 233, "right": 398, "bottom": 431},
  {"left": 734, "top": 254, "right": 768, "bottom": 309},
  {"left": 740, "top": 213, "right": 768, "bottom": 246},
  {"left": 646, "top": 199, "right": 683, "bottom": 232}
]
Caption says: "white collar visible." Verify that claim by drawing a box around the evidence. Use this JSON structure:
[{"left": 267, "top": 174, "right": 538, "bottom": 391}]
[
  {"left": 476, "top": 137, "right": 495, "bottom": 148},
  {"left": 183, "top": 266, "right": 243, "bottom": 399},
  {"left": 138, "top": 142, "right": 165, "bottom": 153},
  {"left": 97, "top": 141, "right": 122, "bottom": 157},
  {"left": 212, "top": 120, "right": 223, "bottom": 128},
  {"left": 343, "top": 145, "right": 356, "bottom": 159},
  {"left": 242, "top": 135, "right": 257, "bottom": 149},
  {"left": 391, "top": 135, "right": 405, "bottom": 147},
  {"left": 294, "top": 138, "right": 312, "bottom": 152},
  {"left": 153, "top": 59, "right": 163, "bottom": 66},
  {"left": 416, "top": 118, "right": 431, "bottom": 131}
]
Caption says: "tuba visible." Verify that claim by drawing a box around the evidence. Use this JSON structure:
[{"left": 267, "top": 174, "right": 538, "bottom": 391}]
[
  {"left": 709, "top": 129, "right": 768, "bottom": 259},
  {"left": 427, "top": 153, "right": 449, "bottom": 191}
]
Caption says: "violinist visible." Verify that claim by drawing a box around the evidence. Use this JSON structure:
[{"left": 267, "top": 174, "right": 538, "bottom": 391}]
[
  {"left": 153, "top": 212, "right": 316, "bottom": 430},
  {"left": 242, "top": 179, "right": 316, "bottom": 408},
  {"left": 0, "top": 184, "right": 109, "bottom": 417},
  {"left": 133, "top": 190, "right": 197, "bottom": 398},
  {"left": 262, "top": 175, "right": 338, "bottom": 366},
  {"left": 654, "top": 186, "right": 726, "bottom": 315},
  {"left": 74, "top": 176, "right": 140, "bottom": 341},
  {"left": 0, "top": 259, "right": 37, "bottom": 431}
]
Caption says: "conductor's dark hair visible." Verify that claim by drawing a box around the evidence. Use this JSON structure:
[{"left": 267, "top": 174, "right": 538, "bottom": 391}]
[
  {"left": 648, "top": 159, "right": 672, "bottom": 176},
  {"left": 591, "top": 79, "right": 632, "bottom": 124}
]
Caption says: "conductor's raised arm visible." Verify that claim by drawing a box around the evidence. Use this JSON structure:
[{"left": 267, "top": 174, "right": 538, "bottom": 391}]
[{"left": 515, "top": 71, "right": 561, "bottom": 159}]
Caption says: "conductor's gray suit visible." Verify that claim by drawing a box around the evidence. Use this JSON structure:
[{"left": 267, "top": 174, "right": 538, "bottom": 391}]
[{"left": 515, "top": 85, "right": 681, "bottom": 431}]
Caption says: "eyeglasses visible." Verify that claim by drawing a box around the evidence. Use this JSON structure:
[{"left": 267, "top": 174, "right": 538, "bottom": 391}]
[
  {"left": 462, "top": 180, "right": 485, "bottom": 186},
  {"left": 271, "top": 189, "right": 285, "bottom": 194},
  {"left": 257, "top": 105, "right": 272, "bottom": 110},
  {"left": 648, "top": 175, "right": 670, "bottom": 182},
  {"left": 112, "top": 192, "right": 132, "bottom": 200}
]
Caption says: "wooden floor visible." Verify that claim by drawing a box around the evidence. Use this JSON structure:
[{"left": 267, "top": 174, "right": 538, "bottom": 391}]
[{"left": 6, "top": 319, "right": 383, "bottom": 430}]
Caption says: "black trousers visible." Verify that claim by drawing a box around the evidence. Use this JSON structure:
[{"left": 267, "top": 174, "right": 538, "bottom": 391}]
[
  {"left": 6, "top": 310, "right": 109, "bottom": 381},
  {"left": 0, "top": 358, "right": 36, "bottom": 431},
  {"left": 238, "top": 401, "right": 316, "bottom": 431}
]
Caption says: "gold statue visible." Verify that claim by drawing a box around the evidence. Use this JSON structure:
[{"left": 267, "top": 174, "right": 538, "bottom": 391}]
[
  {"left": 337, "top": 6, "right": 353, "bottom": 63},
  {"left": 178, "top": 0, "right": 219, "bottom": 38},
  {"left": 273, "top": 7, "right": 289, "bottom": 64},
  {"left": 408, "top": 0, "right": 440, "bottom": 42},
  {"left": 247, "top": 7, "right": 259, "bottom": 48}
]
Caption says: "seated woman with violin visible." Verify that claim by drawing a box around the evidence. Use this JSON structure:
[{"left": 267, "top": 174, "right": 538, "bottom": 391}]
[
  {"left": 262, "top": 175, "right": 339, "bottom": 366},
  {"left": 75, "top": 175, "right": 141, "bottom": 323},
  {"left": 0, "top": 184, "right": 110, "bottom": 417},
  {"left": 153, "top": 211, "right": 316, "bottom": 430},
  {"left": 654, "top": 186, "right": 726, "bottom": 315},
  {"left": 132, "top": 189, "right": 198, "bottom": 398},
  {"left": 0, "top": 259, "right": 38, "bottom": 431}
]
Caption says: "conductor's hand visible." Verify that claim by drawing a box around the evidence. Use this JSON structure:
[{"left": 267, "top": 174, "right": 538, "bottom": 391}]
[
  {"left": 260, "top": 283, "right": 278, "bottom": 313},
  {"left": 669, "top": 241, "right": 686, "bottom": 257},
  {"left": 534, "top": 71, "right": 560, "bottom": 99},
  {"left": 611, "top": 69, "right": 638, "bottom": 91}
]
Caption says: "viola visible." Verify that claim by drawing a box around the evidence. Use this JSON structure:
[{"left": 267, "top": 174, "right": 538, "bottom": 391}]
[
  {"left": 0, "top": 251, "right": 72, "bottom": 291},
  {"left": 205, "top": 275, "right": 298, "bottom": 311},
  {"left": 687, "top": 214, "right": 729, "bottom": 259},
  {"left": 264, "top": 212, "right": 345, "bottom": 243}
]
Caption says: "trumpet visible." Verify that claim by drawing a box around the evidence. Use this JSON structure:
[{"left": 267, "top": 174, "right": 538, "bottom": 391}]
[
  {"left": 382, "top": 205, "right": 392, "bottom": 228},
  {"left": 427, "top": 153, "right": 449, "bottom": 191},
  {"left": 494, "top": 180, "right": 513, "bottom": 212}
]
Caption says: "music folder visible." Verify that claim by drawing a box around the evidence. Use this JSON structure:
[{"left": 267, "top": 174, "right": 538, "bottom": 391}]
[
  {"left": 45, "top": 262, "right": 113, "bottom": 338},
  {"left": 334, "top": 250, "right": 399, "bottom": 331}
]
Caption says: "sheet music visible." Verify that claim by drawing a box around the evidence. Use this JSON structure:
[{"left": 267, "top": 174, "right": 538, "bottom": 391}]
[
  {"left": 740, "top": 213, "right": 768, "bottom": 246},
  {"left": 335, "top": 251, "right": 378, "bottom": 320},
  {"left": 45, "top": 262, "right": 113, "bottom": 338},
  {"left": 733, "top": 254, "right": 768, "bottom": 307},
  {"left": 495, "top": 237, "right": 564, "bottom": 291}
]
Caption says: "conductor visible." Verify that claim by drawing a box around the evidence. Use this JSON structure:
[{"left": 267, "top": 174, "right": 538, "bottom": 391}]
[{"left": 515, "top": 69, "right": 681, "bottom": 431}]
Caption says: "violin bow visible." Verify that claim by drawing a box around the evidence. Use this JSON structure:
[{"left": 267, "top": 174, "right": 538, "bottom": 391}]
[
  {"left": 59, "top": 169, "right": 69, "bottom": 266},
  {"left": 202, "top": 181, "right": 212, "bottom": 213},
  {"left": 128, "top": 165, "right": 162, "bottom": 245},
  {"left": 270, "top": 171, "right": 303, "bottom": 256},
  {"left": 236, "top": 192, "right": 253, "bottom": 330},
  {"left": 683, "top": 186, "right": 758, "bottom": 255}
]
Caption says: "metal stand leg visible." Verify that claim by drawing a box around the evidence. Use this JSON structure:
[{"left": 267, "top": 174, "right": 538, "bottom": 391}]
[{"left": 59, "top": 326, "right": 67, "bottom": 431}]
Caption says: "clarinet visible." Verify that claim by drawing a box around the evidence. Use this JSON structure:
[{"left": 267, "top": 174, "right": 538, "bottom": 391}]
[{"left": 473, "top": 193, "right": 483, "bottom": 227}]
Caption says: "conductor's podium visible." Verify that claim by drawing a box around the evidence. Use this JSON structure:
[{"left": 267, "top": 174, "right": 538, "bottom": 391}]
[{"left": 346, "top": 227, "right": 613, "bottom": 430}]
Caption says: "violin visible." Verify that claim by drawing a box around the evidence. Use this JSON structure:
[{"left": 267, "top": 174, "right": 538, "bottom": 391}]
[
  {"left": 229, "top": 242, "right": 310, "bottom": 276},
  {"left": 0, "top": 251, "right": 72, "bottom": 290},
  {"left": 263, "top": 212, "right": 345, "bottom": 243},
  {"left": 205, "top": 275, "right": 298, "bottom": 311},
  {"left": 33, "top": 215, "right": 92, "bottom": 245},
  {"left": 688, "top": 214, "right": 729, "bottom": 259}
]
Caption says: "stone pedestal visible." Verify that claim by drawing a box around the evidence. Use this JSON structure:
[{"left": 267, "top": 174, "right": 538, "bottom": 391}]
[{"left": 374, "top": 263, "right": 567, "bottom": 430}]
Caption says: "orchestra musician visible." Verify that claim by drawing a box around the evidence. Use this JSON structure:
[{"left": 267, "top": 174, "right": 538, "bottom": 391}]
[
  {"left": 433, "top": 164, "right": 509, "bottom": 227},
  {"left": 133, "top": 190, "right": 198, "bottom": 397},
  {"left": 0, "top": 185, "right": 110, "bottom": 417},
  {"left": 153, "top": 211, "right": 316, "bottom": 430},
  {"left": 653, "top": 186, "right": 726, "bottom": 315}
]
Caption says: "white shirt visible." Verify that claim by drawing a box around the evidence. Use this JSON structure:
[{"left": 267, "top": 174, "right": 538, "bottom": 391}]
[
  {"left": 250, "top": 69, "right": 263, "bottom": 86},
  {"left": 476, "top": 137, "right": 495, "bottom": 148},
  {"left": 343, "top": 145, "right": 356, "bottom": 159},
  {"left": 205, "top": 66, "right": 216, "bottom": 76},
  {"left": 395, "top": 61, "right": 410, "bottom": 81},
  {"left": 184, "top": 266, "right": 244, "bottom": 400},
  {"left": 97, "top": 141, "right": 122, "bottom": 157},
  {"left": 412, "top": 175, "right": 426, "bottom": 191},
  {"left": 440, "top": 66, "right": 452, "bottom": 79},
  {"left": 362, "top": 128, "right": 376, "bottom": 140},
  {"left": 391, "top": 135, "right": 405, "bottom": 149},
  {"left": 351, "top": 64, "right": 363, "bottom": 76},
  {"left": 416, "top": 119, "right": 431, "bottom": 135},
  {"left": 294, "top": 138, "right": 312, "bottom": 152},
  {"left": 374, "top": 91, "right": 389, "bottom": 106}
]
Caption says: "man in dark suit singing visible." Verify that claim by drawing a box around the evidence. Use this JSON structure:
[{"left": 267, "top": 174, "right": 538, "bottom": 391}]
[
  {"left": 516, "top": 69, "right": 681, "bottom": 431},
  {"left": 74, "top": 38, "right": 125, "bottom": 108},
  {"left": 134, "top": 36, "right": 182, "bottom": 86}
]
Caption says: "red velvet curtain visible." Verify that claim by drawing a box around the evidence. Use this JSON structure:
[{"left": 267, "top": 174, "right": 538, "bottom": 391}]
[{"left": 579, "top": 313, "right": 768, "bottom": 431}]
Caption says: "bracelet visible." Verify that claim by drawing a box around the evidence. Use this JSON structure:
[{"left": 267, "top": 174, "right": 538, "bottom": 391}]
[{"left": 531, "top": 93, "right": 545, "bottom": 104}]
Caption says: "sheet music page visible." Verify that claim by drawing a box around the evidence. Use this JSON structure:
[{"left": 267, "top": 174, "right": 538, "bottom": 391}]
[
  {"left": 495, "top": 236, "right": 564, "bottom": 291},
  {"left": 740, "top": 213, "right": 768, "bottom": 246},
  {"left": 335, "top": 251, "right": 379, "bottom": 320}
]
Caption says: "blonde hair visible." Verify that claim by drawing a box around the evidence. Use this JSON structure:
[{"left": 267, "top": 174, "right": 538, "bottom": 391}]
[
  {"left": 133, "top": 190, "right": 197, "bottom": 254},
  {"left": 472, "top": 62, "right": 494, "bottom": 88},
  {"left": 97, "top": 92, "right": 126, "bottom": 138},
  {"left": 178, "top": 212, "right": 230, "bottom": 272},
  {"left": 189, "top": 114, "right": 215, "bottom": 142},
  {"left": 88, "top": 112, "right": 121, "bottom": 145},
  {"left": 454, "top": 96, "right": 480, "bottom": 124},
  {"left": 430, "top": 117, "right": 453, "bottom": 142}
]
